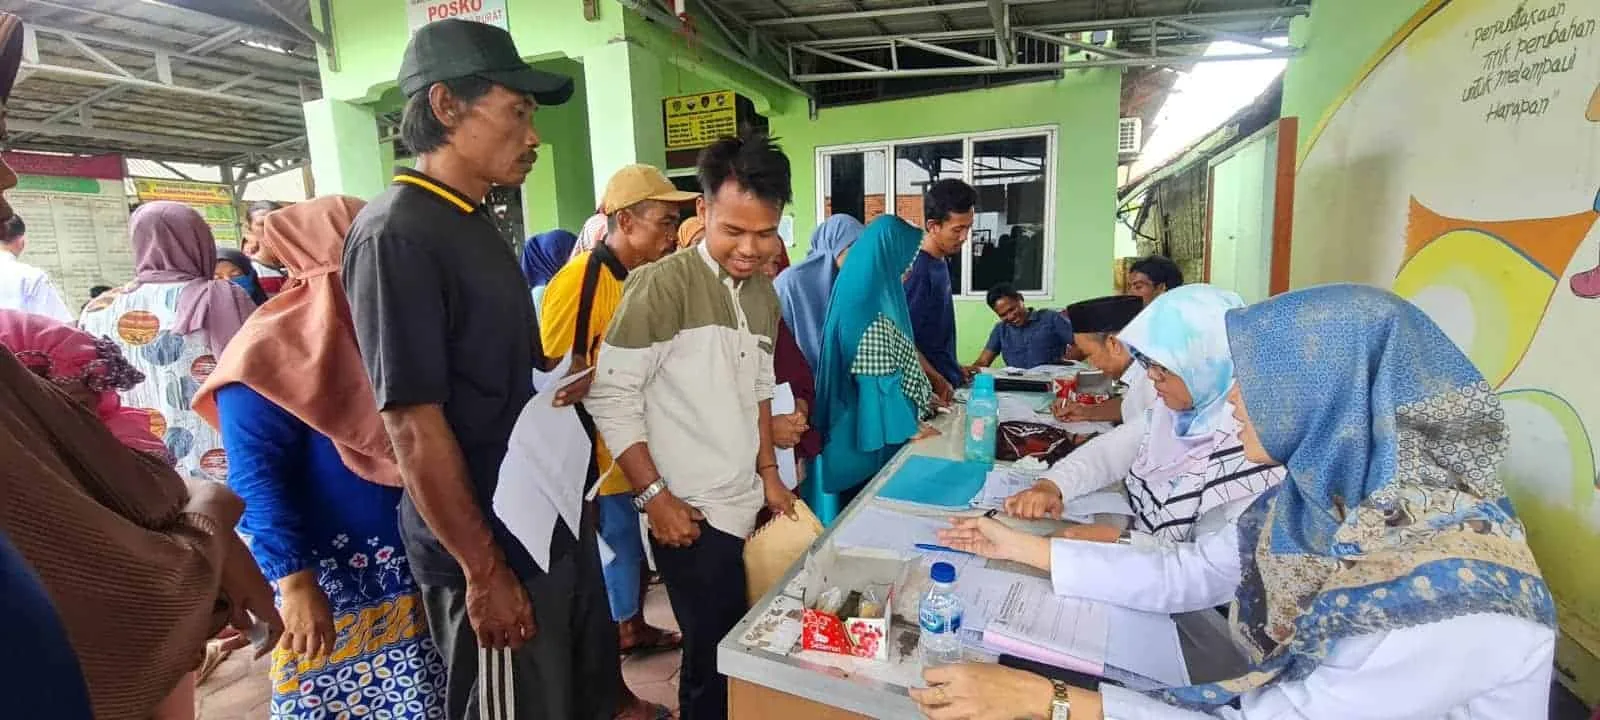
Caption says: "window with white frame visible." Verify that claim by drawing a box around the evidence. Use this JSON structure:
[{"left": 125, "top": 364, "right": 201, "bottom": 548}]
[{"left": 817, "top": 127, "right": 1056, "bottom": 297}]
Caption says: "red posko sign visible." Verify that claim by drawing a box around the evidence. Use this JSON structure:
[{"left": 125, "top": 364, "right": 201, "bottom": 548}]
[{"left": 406, "top": 0, "right": 507, "bottom": 32}]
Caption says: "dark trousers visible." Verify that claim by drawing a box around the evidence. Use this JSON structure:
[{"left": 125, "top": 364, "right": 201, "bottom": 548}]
[
  {"left": 418, "top": 510, "right": 621, "bottom": 720},
  {"left": 651, "top": 522, "right": 747, "bottom": 720}
]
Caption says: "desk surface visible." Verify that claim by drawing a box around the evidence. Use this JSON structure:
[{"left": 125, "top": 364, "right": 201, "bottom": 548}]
[{"left": 717, "top": 412, "right": 1247, "bottom": 719}]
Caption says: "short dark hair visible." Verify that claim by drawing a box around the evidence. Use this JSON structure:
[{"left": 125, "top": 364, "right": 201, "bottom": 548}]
[
  {"left": 400, "top": 76, "right": 498, "bottom": 155},
  {"left": 1130, "top": 255, "right": 1183, "bottom": 290},
  {"left": 924, "top": 178, "right": 976, "bottom": 224},
  {"left": 248, "top": 200, "right": 282, "bottom": 217},
  {"left": 88, "top": 285, "right": 112, "bottom": 298},
  {"left": 985, "top": 282, "right": 1022, "bottom": 308},
  {"left": 696, "top": 132, "right": 792, "bottom": 210},
  {"left": 2, "top": 215, "right": 24, "bottom": 243}
]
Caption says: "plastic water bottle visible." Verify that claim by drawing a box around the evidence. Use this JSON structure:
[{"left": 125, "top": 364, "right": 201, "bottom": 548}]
[
  {"left": 964, "top": 373, "right": 998, "bottom": 463},
  {"left": 919, "top": 562, "right": 965, "bottom": 667}
]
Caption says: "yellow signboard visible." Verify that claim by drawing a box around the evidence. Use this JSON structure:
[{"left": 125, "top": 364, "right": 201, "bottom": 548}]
[
  {"left": 132, "top": 178, "right": 241, "bottom": 246},
  {"left": 663, "top": 90, "right": 738, "bottom": 151}
]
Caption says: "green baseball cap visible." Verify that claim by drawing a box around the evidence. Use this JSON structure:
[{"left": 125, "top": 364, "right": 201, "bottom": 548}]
[{"left": 397, "top": 19, "right": 573, "bottom": 105}]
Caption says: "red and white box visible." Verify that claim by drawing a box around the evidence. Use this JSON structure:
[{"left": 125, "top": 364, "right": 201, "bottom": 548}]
[{"left": 801, "top": 587, "right": 893, "bottom": 661}]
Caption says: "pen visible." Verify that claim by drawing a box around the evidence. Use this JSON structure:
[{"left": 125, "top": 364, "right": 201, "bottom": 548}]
[{"left": 914, "top": 543, "right": 974, "bottom": 556}]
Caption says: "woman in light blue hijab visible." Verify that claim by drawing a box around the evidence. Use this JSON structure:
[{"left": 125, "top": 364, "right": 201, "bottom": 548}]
[
  {"left": 1108, "top": 284, "right": 1283, "bottom": 542},
  {"left": 776, "top": 215, "right": 864, "bottom": 370}
]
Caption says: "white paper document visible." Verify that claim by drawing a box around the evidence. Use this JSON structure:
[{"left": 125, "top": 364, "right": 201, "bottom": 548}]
[
  {"left": 949, "top": 565, "right": 1053, "bottom": 634},
  {"left": 494, "top": 358, "right": 595, "bottom": 571},
  {"left": 1105, "top": 606, "right": 1189, "bottom": 688},
  {"left": 773, "top": 382, "right": 799, "bottom": 490},
  {"left": 971, "top": 467, "right": 1038, "bottom": 510},
  {"left": 985, "top": 580, "right": 1110, "bottom": 669},
  {"left": 831, "top": 506, "right": 949, "bottom": 554}
]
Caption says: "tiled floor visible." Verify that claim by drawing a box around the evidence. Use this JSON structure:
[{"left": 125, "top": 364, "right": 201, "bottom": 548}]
[{"left": 193, "top": 585, "right": 684, "bottom": 719}]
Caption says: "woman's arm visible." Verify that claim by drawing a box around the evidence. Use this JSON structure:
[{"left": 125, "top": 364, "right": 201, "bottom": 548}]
[
  {"left": 214, "top": 383, "right": 312, "bottom": 581},
  {"left": 1050, "top": 522, "right": 1241, "bottom": 614}
]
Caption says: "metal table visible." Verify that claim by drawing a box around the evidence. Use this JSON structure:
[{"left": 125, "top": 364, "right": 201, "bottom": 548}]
[{"left": 717, "top": 411, "right": 1248, "bottom": 719}]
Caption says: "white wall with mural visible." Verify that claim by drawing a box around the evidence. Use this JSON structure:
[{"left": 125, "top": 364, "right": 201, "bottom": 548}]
[{"left": 1294, "top": 0, "right": 1600, "bottom": 665}]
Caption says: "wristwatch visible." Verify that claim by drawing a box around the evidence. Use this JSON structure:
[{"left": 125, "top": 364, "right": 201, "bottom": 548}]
[
  {"left": 1049, "top": 679, "right": 1072, "bottom": 719},
  {"left": 632, "top": 478, "right": 668, "bottom": 511}
]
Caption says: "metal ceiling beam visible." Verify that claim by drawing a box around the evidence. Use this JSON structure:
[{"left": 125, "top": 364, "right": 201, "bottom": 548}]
[
  {"left": 897, "top": 37, "right": 997, "bottom": 67},
  {"left": 1157, "top": 17, "right": 1283, "bottom": 51},
  {"left": 793, "top": 44, "right": 887, "bottom": 73},
  {"left": 247, "top": 0, "right": 331, "bottom": 46},
  {"left": 791, "top": 47, "right": 1296, "bottom": 82},
  {"left": 20, "top": 61, "right": 300, "bottom": 113},
  {"left": 7, "top": 118, "right": 295, "bottom": 157},
  {"left": 752, "top": 0, "right": 1062, "bottom": 26},
  {"left": 987, "top": 0, "right": 1011, "bottom": 66},
  {"left": 1015, "top": 29, "right": 1141, "bottom": 59},
  {"left": 30, "top": 23, "right": 319, "bottom": 81},
  {"left": 135, "top": 0, "right": 308, "bottom": 47}
]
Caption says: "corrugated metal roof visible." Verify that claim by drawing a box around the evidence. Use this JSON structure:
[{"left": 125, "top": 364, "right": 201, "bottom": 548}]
[{"left": 3, "top": 0, "right": 321, "bottom": 168}]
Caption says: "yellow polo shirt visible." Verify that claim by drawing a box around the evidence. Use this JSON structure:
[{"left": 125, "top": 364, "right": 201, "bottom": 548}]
[{"left": 540, "top": 245, "right": 631, "bottom": 496}]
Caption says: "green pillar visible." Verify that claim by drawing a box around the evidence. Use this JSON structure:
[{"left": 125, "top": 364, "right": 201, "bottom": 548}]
[
  {"left": 303, "top": 98, "right": 385, "bottom": 200},
  {"left": 582, "top": 41, "right": 666, "bottom": 200},
  {"left": 522, "top": 59, "right": 596, "bottom": 234}
]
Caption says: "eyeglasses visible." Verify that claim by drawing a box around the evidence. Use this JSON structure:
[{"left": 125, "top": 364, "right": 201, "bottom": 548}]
[{"left": 1128, "top": 346, "right": 1171, "bottom": 381}]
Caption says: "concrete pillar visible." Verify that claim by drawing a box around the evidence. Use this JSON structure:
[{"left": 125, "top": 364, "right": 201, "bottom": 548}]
[
  {"left": 583, "top": 41, "right": 666, "bottom": 201},
  {"left": 303, "top": 98, "right": 385, "bottom": 200}
]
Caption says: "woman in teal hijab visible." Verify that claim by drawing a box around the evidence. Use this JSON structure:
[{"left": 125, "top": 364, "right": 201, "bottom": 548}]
[{"left": 807, "top": 216, "right": 936, "bottom": 524}]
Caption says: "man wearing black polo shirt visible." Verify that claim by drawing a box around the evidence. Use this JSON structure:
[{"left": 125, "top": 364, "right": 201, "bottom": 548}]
[{"left": 342, "top": 19, "right": 620, "bottom": 720}]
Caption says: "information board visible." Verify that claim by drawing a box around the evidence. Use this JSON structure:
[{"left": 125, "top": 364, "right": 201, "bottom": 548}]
[
  {"left": 663, "top": 90, "right": 738, "bottom": 151},
  {"left": 8, "top": 174, "right": 134, "bottom": 311},
  {"left": 132, "top": 178, "right": 242, "bottom": 247},
  {"left": 407, "top": 0, "right": 508, "bottom": 32}
]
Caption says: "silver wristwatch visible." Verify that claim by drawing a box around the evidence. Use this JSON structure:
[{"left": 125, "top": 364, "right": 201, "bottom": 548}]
[
  {"left": 632, "top": 478, "right": 668, "bottom": 511},
  {"left": 1049, "top": 679, "right": 1071, "bottom": 719}
]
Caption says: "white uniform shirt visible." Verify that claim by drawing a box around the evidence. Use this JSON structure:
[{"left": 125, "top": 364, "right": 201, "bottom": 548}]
[
  {"left": 1040, "top": 363, "right": 1157, "bottom": 500},
  {"left": 1049, "top": 528, "right": 1556, "bottom": 719},
  {"left": 0, "top": 251, "right": 73, "bottom": 322}
]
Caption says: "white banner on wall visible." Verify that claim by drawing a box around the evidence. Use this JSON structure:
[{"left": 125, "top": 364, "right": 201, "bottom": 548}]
[{"left": 406, "top": 0, "right": 507, "bottom": 32}]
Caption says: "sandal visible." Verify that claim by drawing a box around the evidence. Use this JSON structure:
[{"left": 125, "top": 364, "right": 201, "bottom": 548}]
[{"left": 619, "top": 625, "right": 683, "bottom": 656}]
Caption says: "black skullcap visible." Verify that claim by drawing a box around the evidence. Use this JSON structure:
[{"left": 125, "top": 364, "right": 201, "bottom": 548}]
[{"left": 1066, "top": 295, "right": 1144, "bottom": 334}]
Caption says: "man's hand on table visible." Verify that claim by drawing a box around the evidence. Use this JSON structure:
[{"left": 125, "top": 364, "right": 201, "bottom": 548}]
[
  {"left": 1003, "top": 480, "right": 1063, "bottom": 520},
  {"left": 1053, "top": 397, "right": 1121, "bottom": 423},
  {"left": 645, "top": 490, "right": 704, "bottom": 547},
  {"left": 930, "top": 373, "right": 955, "bottom": 406},
  {"left": 912, "top": 423, "right": 942, "bottom": 442}
]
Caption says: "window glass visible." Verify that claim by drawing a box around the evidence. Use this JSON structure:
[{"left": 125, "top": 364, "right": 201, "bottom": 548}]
[
  {"left": 821, "top": 149, "right": 888, "bottom": 223},
  {"left": 971, "top": 135, "right": 1048, "bottom": 293}
]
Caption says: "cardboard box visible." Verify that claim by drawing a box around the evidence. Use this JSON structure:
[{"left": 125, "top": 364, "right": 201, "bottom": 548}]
[{"left": 801, "top": 587, "right": 893, "bottom": 661}]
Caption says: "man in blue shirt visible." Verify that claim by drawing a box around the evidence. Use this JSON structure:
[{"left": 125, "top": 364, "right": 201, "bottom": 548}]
[
  {"left": 904, "top": 178, "right": 976, "bottom": 400},
  {"left": 964, "top": 283, "right": 1075, "bottom": 373}
]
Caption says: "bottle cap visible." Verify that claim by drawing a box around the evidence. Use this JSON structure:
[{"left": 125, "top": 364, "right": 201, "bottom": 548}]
[
  {"left": 931, "top": 561, "right": 957, "bottom": 584},
  {"left": 972, "top": 373, "right": 995, "bottom": 394}
]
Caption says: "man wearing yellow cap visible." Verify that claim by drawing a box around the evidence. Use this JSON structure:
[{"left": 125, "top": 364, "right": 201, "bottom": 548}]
[{"left": 539, "top": 163, "right": 695, "bottom": 718}]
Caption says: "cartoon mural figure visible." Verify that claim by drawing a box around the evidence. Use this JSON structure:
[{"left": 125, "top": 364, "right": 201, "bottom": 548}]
[
  {"left": 1291, "top": 0, "right": 1600, "bottom": 700},
  {"left": 1571, "top": 84, "right": 1600, "bottom": 299}
]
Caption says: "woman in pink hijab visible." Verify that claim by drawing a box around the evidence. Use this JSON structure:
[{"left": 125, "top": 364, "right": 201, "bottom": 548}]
[
  {"left": 80, "top": 202, "right": 255, "bottom": 483},
  {"left": 0, "top": 309, "right": 170, "bottom": 461}
]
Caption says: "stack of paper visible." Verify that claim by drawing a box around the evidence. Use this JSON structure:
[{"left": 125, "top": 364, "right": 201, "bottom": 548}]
[
  {"left": 970, "top": 467, "right": 1037, "bottom": 510},
  {"left": 983, "top": 581, "right": 1110, "bottom": 676}
]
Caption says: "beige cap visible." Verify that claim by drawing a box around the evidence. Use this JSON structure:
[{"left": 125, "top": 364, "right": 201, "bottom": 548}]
[{"left": 601, "top": 164, "right": 700, "bottom": 214}]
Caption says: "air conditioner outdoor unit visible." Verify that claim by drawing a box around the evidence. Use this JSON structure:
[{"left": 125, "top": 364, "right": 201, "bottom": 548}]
[{"left": 1118, "top": 117, "right": 1143, "bottom": 154}]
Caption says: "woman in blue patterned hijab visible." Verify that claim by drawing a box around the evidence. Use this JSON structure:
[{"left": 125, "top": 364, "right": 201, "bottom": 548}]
[{"left": 1164, "top": 283, "right": 1555, "bottom": 706}]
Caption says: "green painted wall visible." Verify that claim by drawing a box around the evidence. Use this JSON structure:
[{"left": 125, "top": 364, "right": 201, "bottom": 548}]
[
  {"left": 314, "top": 0, "right": 625, "bottom": 103},
  {"left": 1279, "top": 0, "right": 1430, "bottom": 153},
  {"left": 767, "top": 73, "right": 1122, "bottom": 363},
  {"left": 522, "top": 58, "right": 595, "bottom": 235}
]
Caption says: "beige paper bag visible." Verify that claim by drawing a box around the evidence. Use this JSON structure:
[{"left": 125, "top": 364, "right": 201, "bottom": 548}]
[{"left": 744, "top": 499, "right": 824, "bottom": 606}]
